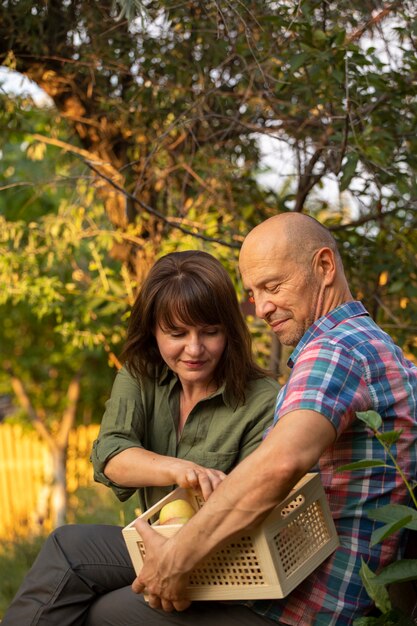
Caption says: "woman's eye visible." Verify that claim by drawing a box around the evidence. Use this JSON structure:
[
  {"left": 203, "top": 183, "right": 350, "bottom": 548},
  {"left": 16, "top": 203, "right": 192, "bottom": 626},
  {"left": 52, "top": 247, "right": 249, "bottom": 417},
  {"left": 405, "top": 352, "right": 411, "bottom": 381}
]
[{"left": 204, "top": 328, "right": 219, "bottom": 335}]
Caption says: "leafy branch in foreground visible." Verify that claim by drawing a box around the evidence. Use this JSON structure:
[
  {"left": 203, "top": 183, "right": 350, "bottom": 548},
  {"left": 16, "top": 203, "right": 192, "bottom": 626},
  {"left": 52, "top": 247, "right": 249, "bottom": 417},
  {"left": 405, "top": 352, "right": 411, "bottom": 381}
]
[{"left": 338, "top": 410, "right": 417, "bottom": 625}]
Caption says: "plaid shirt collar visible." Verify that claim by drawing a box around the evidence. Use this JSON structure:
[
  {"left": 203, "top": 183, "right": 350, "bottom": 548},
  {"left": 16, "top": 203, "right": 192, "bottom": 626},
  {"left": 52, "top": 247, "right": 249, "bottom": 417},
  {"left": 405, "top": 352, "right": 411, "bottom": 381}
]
[{"left": 288, "top": 301, "right": 369, "bottom": 369}]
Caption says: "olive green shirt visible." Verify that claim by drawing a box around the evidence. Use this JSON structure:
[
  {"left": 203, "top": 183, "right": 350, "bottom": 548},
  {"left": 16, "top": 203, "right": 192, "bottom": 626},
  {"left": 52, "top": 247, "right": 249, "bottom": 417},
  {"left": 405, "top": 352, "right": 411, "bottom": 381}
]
[{"left": 91, "top": 366, "right": 279, "bottom": 514}]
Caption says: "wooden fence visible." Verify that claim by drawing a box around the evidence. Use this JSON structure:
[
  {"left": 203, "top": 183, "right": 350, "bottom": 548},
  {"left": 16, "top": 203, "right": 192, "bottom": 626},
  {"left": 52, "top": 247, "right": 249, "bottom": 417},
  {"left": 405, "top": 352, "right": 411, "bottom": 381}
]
[{"left": 0, "top": 423, "right": 99, "bottom": 539}]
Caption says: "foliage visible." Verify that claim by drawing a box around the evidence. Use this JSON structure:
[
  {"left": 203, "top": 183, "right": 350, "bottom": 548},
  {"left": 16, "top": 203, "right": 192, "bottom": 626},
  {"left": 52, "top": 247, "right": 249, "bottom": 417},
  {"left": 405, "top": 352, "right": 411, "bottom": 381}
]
[
  {"left": 0, "top": 532, "right": 45, "bottom": 618},
  {"left": 1, "top": 1, "right": 417, "bottom": 358},
  {"left": 338, "top": 410, "right": 417, "bottom": 625},
  {"left": 334, "top": 224, "right": 417, "bottom": 355},
  {"left": 354, "top": 610, "right": 416, "bottom": 626},
  {"left": 0, "top": 151, "right": 125, "bottom": 426}
]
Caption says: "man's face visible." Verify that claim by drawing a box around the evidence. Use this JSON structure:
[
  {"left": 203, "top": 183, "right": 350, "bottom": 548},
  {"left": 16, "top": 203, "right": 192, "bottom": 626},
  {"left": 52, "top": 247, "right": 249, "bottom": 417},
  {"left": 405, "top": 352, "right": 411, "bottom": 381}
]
[{"left": 239, "top": 244, "right": 324, "bottom": 347}]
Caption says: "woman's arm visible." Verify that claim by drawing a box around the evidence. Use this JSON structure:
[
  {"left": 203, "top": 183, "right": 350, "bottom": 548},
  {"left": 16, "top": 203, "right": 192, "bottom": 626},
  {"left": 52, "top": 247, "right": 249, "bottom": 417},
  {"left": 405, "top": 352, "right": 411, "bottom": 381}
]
[{"left": 104, "top": 447, "right": 226, "bottom": 501}]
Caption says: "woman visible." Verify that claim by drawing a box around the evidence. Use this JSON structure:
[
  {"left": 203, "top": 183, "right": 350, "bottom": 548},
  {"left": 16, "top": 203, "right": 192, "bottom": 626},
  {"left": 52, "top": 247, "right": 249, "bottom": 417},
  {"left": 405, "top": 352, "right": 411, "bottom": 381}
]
[{"left": 3, "top": 250, "right": 279, "bottom": 626}]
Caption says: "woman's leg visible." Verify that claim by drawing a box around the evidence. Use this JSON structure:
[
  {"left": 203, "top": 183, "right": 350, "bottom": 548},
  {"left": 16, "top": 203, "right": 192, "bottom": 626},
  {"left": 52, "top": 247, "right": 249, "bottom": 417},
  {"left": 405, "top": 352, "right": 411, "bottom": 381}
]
[
  {"left": 86, "top": 589, "right": 277, "bottom": 626},
  {"left": 2, "top": 524, "right": 135, "bottom": 626}
]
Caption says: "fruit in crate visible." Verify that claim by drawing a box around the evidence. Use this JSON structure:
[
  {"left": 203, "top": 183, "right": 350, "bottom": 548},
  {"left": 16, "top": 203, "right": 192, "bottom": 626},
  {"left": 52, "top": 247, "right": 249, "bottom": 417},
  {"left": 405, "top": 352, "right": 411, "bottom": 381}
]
[{"left": 158, "top": 498, "right": 196, "bottom": 525}]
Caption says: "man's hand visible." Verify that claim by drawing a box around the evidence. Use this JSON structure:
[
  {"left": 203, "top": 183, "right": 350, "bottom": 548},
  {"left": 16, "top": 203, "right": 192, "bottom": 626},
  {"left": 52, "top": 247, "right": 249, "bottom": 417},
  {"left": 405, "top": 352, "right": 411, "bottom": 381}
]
[{"left": 131, "top": 518, "right": 192, "bottom": 612}]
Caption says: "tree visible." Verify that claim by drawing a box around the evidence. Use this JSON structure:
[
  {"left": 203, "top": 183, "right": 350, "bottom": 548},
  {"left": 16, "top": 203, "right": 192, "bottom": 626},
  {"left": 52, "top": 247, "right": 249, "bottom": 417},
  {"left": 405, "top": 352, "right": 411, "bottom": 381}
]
[
  {"left": 0, "top": 100, "right": 125, "bottom": 525},
  {"left": 1, "top": 2, "right": 416, "bottom": 333},
  {"left": 1, "top": 1, "right": 417, "bottom": 348}
]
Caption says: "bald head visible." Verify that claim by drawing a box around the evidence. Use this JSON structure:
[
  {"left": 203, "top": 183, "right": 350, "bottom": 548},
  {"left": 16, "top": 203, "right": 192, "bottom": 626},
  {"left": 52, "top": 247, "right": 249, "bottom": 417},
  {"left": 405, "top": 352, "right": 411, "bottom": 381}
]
[
  {"left": 240, "top": 213, "right": 341, "bottom": 266},
  {"left": 239, "top": 214, "right": 352, "bottom": 344}
]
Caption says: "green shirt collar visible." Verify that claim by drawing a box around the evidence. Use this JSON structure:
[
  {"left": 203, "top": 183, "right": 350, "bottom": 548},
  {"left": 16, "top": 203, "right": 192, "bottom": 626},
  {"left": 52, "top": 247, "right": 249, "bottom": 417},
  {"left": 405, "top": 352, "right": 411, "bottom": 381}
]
[{"left": 158, "top": 364, "right": 234, "bottom": 409}]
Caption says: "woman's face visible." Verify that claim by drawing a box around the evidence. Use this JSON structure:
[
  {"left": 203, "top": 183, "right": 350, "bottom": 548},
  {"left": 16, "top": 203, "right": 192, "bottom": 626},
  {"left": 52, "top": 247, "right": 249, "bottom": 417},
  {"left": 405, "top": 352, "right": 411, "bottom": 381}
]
[{"left": 154, "top": 318, "right": 227, "bottom": 390}]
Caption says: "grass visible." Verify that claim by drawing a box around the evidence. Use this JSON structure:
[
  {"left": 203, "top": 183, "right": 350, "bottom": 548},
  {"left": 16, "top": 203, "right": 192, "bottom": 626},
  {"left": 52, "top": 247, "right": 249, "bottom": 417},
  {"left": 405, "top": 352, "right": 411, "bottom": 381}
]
[{"left": 0, "top": 483, "right": 139, "bottom": 619}]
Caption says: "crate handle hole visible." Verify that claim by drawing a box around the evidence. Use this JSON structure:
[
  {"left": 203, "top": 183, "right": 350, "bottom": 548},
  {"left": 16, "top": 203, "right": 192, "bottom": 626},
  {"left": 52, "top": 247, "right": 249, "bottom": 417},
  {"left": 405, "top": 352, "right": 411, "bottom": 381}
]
[{"left": 280, "top": 494, "right": 305, "bottom": 517}]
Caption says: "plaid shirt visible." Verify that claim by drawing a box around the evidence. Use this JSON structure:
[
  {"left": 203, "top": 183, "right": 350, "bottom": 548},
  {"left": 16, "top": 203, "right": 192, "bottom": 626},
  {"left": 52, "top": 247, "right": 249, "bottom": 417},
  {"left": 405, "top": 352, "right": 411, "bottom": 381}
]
[{"left": 251, "top": 301, "right": 417, "bottom": 625}]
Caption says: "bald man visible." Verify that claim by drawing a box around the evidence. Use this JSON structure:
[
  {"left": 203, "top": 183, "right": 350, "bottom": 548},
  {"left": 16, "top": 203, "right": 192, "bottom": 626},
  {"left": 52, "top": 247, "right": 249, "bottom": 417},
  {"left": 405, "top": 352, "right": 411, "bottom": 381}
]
[{"left": 94, "top": 214, "right": 417, "bottom": 626}]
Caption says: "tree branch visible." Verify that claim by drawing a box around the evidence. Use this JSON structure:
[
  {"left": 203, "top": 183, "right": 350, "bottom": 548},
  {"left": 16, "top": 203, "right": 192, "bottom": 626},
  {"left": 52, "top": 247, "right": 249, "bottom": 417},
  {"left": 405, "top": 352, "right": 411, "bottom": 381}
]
[
  {"left": 31, "top": 134, "right": 120, "bottom": 180},
  {"left": 85, "top": 161, "right": 242, "bottom": 249},
  {"left": 329, "top": 206, "right": 417, "bottom": 231},
  {"left": 31, "top": 132, "right": 242, "bottom": 249},
  {"left": 6, "top": 368, "right": 56, "bottom": 449},
  {"left": 346, "top": 1, "right": 404, "bottom": 43},
  {"left": 56, "top": 372, "right": 81, "bottom": 449}
]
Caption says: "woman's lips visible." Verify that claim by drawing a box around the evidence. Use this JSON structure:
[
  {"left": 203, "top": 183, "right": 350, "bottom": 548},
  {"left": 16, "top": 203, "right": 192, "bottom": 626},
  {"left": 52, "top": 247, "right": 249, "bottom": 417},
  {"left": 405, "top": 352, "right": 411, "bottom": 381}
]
[{"left": 183, "top": 360, "right": 206, "bottom": 368}]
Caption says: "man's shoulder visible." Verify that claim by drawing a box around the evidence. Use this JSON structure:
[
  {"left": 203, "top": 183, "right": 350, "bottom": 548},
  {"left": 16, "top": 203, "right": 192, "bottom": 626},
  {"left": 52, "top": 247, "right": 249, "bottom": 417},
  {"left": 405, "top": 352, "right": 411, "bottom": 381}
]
[{"left": 311, "top": 314, "right": 390, "bottom": 352}]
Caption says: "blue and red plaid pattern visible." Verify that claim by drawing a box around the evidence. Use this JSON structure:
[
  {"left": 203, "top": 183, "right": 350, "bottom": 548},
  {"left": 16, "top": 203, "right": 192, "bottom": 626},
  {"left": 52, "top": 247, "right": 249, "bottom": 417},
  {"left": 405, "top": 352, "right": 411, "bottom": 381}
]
[{"left": 251, "top": 301, "right": 417, "bottom": 625}]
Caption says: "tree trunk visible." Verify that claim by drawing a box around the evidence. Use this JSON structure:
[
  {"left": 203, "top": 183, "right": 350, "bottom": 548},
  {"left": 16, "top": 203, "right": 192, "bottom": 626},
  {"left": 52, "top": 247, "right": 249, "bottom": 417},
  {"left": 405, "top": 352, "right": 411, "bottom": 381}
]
[
  {"left": 7, "top": 369, "right": 81, "bottom": 528},
  {"left": 50, "top": 445, "right": 67, "bottom": 528}
]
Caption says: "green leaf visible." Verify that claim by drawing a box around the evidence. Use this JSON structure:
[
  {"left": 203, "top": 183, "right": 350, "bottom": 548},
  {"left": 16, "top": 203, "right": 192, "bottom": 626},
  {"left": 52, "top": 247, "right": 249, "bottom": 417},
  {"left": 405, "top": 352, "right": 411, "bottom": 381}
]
[
  {"left": 388, "top": 281, "right": 405, "bottom": 294},
  {"left": 370, "top": 516, "right": 413, "bottom": 547},
  {"left": 367, "top": 504, "right": 417, "bottom": 531},
  {"left": 337, "top": 459, "right": 386, "bottom": 472},
  {"left": 376, "top": 430, "right": 403, "bottom": 446},
  {"left": 289, "top": 52, "right": 310, "bottom": 71},
  {"left": 340, "top": 153, "right": 359, "bottom": 191},
  {"left": 359, "top": 559, "right": 392, "bottom": 614},
  {"left": 374, "top": 559, "right": 417, "bottom": 586},
  {"left": 354, "top": 610, "right": 417, "bottom": 625},
  {"left": 333, "top": 30, "right": 346, "bottom": 46},
  {"left": 356, "top": 411, "right": 383, "bottom": 431}
]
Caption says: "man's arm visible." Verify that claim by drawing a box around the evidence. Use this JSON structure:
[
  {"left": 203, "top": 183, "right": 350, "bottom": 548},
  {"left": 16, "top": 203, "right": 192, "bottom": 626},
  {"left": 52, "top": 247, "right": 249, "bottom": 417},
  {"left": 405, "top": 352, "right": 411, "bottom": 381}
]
[{"left": 133, "top": 409, "right": 336, "bottom": 612}]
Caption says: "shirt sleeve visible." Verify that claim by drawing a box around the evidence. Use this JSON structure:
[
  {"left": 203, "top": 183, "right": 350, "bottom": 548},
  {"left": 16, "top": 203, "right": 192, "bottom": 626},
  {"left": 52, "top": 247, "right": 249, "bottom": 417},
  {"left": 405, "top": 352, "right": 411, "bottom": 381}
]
[
  {"left": 91, "top": 367, "right": 146, "bottom": 501},
  {"left": 235, "top": 377, "right": 280, "bottom": 462},
  {"left": 277, "top": 340, "right": 372, "bottom": 434}
]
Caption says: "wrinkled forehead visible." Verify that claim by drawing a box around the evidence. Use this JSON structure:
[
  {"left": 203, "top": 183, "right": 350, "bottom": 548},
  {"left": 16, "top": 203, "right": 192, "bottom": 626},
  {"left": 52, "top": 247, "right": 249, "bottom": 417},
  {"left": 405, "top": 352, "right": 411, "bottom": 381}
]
[{"left": 239, "top": 232, "right": 291, "bottom": 277}]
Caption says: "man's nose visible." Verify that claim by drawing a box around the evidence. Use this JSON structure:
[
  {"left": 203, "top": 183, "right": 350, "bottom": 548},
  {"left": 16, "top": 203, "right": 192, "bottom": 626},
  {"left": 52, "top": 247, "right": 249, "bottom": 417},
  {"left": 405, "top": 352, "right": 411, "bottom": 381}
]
[{"left": 255, "top": 298, "right": 275, "bottom": 320}]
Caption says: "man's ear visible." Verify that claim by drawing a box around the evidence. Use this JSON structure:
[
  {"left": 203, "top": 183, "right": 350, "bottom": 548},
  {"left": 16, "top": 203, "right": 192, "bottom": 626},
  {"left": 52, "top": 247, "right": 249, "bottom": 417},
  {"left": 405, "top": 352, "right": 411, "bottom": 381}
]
[{"left": 314, "top": 247, "right": 336, "bottom": 285}]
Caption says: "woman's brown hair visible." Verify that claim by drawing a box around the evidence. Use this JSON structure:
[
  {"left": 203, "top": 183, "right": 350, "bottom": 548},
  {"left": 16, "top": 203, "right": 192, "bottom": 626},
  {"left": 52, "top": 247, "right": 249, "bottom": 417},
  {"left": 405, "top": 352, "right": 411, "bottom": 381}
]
[{"left": 120, "top": 250, "right": 268, "bottom": 405}]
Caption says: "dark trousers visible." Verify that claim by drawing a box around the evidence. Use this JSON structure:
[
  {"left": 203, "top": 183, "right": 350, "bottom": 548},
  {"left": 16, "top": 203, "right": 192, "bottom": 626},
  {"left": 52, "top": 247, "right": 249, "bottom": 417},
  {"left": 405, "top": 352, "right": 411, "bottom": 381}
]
[{"left": 2, "top": 524, "right": 277, "bottom": 626}]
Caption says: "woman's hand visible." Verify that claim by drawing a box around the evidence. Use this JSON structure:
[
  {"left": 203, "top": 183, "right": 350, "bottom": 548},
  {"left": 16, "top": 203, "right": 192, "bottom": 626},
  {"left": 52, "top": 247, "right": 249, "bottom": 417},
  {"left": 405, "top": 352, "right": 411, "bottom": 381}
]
[
  {"left": 104, "top": 448, "right": 226, "bottom": 499},
  {"left": 169, "top": 459, "right": 226, "bottom": 500}
]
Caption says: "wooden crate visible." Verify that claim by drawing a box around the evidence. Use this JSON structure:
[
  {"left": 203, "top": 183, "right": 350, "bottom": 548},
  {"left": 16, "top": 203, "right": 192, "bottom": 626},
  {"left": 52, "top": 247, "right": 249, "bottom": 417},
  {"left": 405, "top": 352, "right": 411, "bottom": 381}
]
[{"left": 122, "top": 472, "right": 339, "bottom": 600}]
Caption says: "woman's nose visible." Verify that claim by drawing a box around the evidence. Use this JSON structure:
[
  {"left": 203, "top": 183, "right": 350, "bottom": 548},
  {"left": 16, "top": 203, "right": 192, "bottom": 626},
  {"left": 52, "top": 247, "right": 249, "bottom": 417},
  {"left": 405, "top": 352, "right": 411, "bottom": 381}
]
[{"left": 185, "top": 338, "right": 204, "bottom": 355}]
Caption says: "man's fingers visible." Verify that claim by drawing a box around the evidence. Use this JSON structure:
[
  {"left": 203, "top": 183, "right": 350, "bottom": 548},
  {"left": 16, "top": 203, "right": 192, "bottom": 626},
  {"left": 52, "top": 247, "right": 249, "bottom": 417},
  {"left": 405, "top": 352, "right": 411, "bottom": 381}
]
[
  {"left": 147, "top": 593, "right": 162, "bottom": 610},
  {"left": 160, "top": 598, "right": 176, "bottom": 612},
  {"left": 131, "top": 576, "right": 146, "bottom": 594},
  {"left": 143, "top": 593, "right": 191, "bottom": 613},
  {"left": 173, "top": 598, "right": 192, "bottom": 612},
  {"left": 134, "top": 517, "right": 155, "bottom": 539}
]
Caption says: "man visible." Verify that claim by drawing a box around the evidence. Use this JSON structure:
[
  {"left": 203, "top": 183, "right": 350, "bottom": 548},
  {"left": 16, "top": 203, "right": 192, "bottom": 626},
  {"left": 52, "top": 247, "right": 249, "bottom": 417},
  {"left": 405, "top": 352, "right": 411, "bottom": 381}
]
[{"left": 108, "top": 213, "right": 417, "bottom": 625}]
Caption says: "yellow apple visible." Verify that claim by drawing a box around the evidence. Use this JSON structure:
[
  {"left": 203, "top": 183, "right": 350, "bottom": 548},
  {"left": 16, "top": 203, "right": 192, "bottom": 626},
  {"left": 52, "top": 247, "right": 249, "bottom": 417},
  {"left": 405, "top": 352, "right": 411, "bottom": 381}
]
[{"left": 158, "top": 498, "right": 196, "bottom": 526}]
